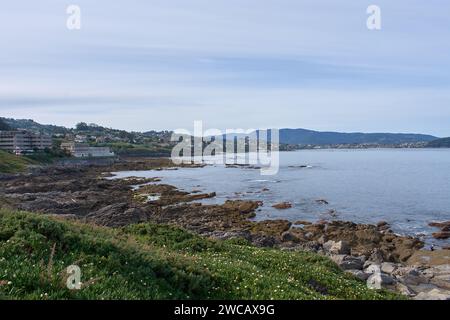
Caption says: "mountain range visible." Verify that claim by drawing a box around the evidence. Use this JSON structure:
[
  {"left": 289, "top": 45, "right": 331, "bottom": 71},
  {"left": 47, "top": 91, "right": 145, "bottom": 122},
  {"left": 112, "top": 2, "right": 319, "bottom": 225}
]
[
  {"left": 0, "top": 117, "right": 443, "bottom": 146},
  {"left": 277, "top": 128, "right": 437, "bottom": 145}
]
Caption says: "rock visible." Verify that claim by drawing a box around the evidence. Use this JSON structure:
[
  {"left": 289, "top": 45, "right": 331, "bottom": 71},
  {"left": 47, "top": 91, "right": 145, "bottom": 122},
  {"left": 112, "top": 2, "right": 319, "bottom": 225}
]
[
  {"left": 323, "top": 240, "right": 351, "bottom": 255},
  {"left": 424, "top": 265, "right": 450, "bottom": 290},
  {"left": 365, "top": 264, "right": 381, "bottom": 274},
  {"left": 432, "top": 232, "right": 450, "bottom": 240},
  {"left": 296, "top": 241, "right": 322, "bottom": 252},
  {"left": 330, "top": 254, "right": 346, "bottom": 264},
  {"left": 381, "top": 262, "right": 397, "bottom": 274},
  {"left": 251, "top": 235, "right": 276, "bottom": 247},
  {"left": 86, "top": 203, "right": 147, "bottom": 227},
  {"left": 407, "top": 250, "right": 450, "bottom": 266},
  {"left": 317, "top": 235, "right": 327, "bottom": 245},
  {"left": 188, "top": 192, "right": 216, "bottom": 200},
  {"left": 363, "top": 260, "right": 376, "bottom": 269},
  {"left": 346, "top": 269, "right": 369, "bottom": 281},
  {"left": 368, "top": 249, "right": 385, "bottom": 264},
  {"left": 294, "top": 220, "right": 312, "bottom": 226},
  {"left": 340, "top": 257, "right": 365, "bottom": 271},
  {"left": 281, "top": 231, "right": 298, "bottom": 242},
  {"left": 377, "top": 221, "right": 389, "bottom": 228},
  {"left": 252, "top": 220, "right": 292, "bottom": 237},
  {"left": 223, "top": 200, "right": 261, "bottom": 214},
  {"left": 304, "top": 232, "right": 313, "bottom": 239},
  {"left": 323, "top": 240, "right": 333, "bottom": 252},
  {"left": 331, "top": 255, "right": 364, "bottom": 270},
  {"left": 315, "top": 199, "right": 329, "bottom": 205},
  {"left": 389, "top": 237, "right": 424, "bottom": 262},
  {"left": 429, "top": 221, "right": 450, "bottom": 229},
  {"left": 395, "top": 283, "right": 416, "bottom": 297},
  {"left": 397, "top": 269, "right": 429, "bottom": 286},
  {"left": 422, "top": 264, "right": 450, "bottom": 278},
  {"left": 272, "top": 202, "right": 292, "bottom": 210},
  {"left": 367, "top": 273, "right": 395, "bottom": 290},
  {"left": 430, "top": 278, "right": 450, "bottom": 291},
  {"left": 410, "top": 284, "right": 445, "bottom": 298},
  {"left": 429, "top": 221, "right": 450, "bottom": 240},
  {"left": 210, "top": 231, "right": 252, "bottom": 241},
  {"left": 414, "top": 288, "right": 450, "bottom": 300}
]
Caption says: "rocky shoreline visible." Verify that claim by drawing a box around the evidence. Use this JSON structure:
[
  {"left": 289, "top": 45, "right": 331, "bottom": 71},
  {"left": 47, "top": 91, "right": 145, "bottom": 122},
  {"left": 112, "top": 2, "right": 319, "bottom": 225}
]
[{"left": 0, "top": 158, "right": 449, "bottom": 300}]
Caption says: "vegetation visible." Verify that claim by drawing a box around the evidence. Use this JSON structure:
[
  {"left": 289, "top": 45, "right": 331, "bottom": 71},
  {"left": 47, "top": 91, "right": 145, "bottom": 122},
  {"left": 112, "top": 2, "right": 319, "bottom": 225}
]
[
  {"left": 93, "top": 142, "right": 172, "bottom": 157},
  {"left": 0, "top": 150, "right": 36, "bottom": 173},
  {"left": 0, "top": 117, "right": 68, "bottom": 135},
  {"left": 0, "top": 148, "right": 67, "bottom": 174},
  {"left": 426, "top": 137, "right": 450, "bottom": 148},
  {"left": 25, "top": 148, "right": 68, "bottom": 164},
  {"left": 0, "top": 209, "right": 401, "bottom": 300},
  {"left": 278, "top": 128, "right": 437, "bottom": 145},
  {"left": 0, "top": 118, "right": 11, "bottom": 131}
]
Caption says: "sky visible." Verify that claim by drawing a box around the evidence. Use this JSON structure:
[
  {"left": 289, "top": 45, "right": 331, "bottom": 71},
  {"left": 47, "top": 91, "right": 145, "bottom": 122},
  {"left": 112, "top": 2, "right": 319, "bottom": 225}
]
[{"left": 0, "top": 1, "right": 449, "bottom": 136}]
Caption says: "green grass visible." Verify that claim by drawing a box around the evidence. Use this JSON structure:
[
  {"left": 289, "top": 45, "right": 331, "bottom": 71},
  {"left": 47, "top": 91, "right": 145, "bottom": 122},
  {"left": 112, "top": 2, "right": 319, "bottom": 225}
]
[
  {"left": 0, "top": 150, "right": 36, "bottom": 174},
  {"left": 0, "top": 149, "right": 69, "bottom": 174},
  {"left": 0, "top": 209, "right": 401, "bottom": 300},
  {"left": 93, "top": 142, "right": 172, "bottom": 157}
]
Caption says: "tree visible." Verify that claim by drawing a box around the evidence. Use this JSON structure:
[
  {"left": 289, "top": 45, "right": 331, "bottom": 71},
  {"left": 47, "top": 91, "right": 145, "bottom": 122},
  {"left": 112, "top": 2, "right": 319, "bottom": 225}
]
[
  {"left": 75, "top": 122, "right": 89, "bottom": 131},
  {"left": 0, "top": 118, "right": 11, "bottom": 131}
]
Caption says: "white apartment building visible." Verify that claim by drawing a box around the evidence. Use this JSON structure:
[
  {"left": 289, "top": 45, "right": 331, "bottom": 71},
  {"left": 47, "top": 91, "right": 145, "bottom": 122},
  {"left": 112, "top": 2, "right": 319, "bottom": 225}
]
[{"left": 60, "top": 142, "right": 115, "bottom": 158}]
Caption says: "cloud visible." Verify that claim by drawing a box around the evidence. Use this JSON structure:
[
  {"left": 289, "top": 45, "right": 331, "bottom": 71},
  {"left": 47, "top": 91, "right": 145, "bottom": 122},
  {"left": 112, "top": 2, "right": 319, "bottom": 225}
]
[{"left": 0, "top": 0, "right": 449, "bottom": 135}]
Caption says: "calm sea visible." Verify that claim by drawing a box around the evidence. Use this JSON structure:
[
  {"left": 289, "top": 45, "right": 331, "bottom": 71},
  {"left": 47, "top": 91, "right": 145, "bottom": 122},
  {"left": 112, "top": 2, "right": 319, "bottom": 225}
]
[{"left": 113, "top": 149, "right": 450, "bottom": 246}]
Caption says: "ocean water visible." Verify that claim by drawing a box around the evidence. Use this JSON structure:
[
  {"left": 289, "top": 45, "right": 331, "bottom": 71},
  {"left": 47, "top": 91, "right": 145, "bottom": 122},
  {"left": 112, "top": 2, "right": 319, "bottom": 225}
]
[{"left": 113, "top": 149, "right": 450, "bottom": 246}]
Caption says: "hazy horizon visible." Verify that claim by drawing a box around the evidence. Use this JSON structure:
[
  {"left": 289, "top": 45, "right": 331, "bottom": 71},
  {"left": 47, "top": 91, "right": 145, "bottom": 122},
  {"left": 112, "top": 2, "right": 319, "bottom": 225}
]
[{"left": 1, "top": 1, "right": 450, "bottom": 136}]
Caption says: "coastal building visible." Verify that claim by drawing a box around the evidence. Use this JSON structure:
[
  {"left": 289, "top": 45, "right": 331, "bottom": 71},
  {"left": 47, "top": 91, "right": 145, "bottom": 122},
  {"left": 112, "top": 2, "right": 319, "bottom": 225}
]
[
  {"left": 0, "top": 130, "right": 52, "bottom": 154},
  {"left": 60, "top": 142, "right": 115, "bottom": 158}
]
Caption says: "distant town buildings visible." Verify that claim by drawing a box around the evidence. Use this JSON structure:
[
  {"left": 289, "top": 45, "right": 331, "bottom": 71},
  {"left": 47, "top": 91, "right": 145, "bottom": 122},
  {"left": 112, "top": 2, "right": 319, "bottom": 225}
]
[
  {"left": 60, "top": 142, "right": 115, "bottom": 158},
  {"left": 0, "top": 131, "right": 52, "bottom": 154}
]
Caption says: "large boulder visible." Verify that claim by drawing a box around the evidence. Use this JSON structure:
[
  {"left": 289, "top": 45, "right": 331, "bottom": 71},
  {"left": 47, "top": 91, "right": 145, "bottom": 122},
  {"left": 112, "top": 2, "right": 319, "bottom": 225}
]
[
  {"left": 365, "top": 264, "right": 381, "bottom": 274},
  {"left": 281, "top": 231, "right": 299, "bottom": 242},
  {"left": 381, "top": 262, "right": 398, "bottom": 274},
  {"left": 272, "top": 202, "right": 292, "bottom": 210},
  {"left": 331, "top": 255, "right": 364, "bottom": 270},
  {"left": 407, "top": 250, "right": 450, "bottom": 266},
  {"left": 395, "top": 283, "right": 416, "bottom": 297},
  {"left": 395, "top": 268, "right": 429, "bottom": 286},
  {"left": 429, "top": 221, "right": 450, "bottom": 229},
  {"left": 346, "top": 269, "right": 370, "bottom": 281},
  {"left": 323, "top": 240, "right": 351, "bottom": 255},
  {"left": 223, "top": 200, "right": 261, "bottom": 214},
  {"left": 367, "top": 272, "right": 395, "bottom": 290},
  {"left": 432, "top": 232, "right": 450, "bottom": 240},
  {"left": 414, "top": 288, "right": 450, "bottom": 300}
]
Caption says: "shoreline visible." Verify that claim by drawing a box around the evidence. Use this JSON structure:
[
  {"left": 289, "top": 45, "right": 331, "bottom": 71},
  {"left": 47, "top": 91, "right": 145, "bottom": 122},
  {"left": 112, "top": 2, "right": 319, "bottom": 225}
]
[{"left": 1, "top": 157, "right": 449, "bottom": 299}]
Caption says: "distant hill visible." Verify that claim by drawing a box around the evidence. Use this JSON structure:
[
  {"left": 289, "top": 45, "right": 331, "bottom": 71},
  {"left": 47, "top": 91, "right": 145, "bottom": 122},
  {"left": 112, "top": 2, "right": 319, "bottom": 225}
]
[
  {"left": 0, "top": 117, "right": 69, "bottom": 135},
  {"left": 1, "top": 117, "right": 440, "bottom": 147},
  {"left": 426, "top": 137, "right": 450, "bottom": 148},
  {"left": 278, "top": 128, "right": 437, "bottom": 145}
]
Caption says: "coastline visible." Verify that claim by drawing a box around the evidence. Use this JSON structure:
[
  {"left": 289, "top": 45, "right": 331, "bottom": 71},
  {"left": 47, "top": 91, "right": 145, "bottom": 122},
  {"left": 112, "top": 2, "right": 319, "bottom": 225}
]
[{"left": 1, "top": 157, "right": 449, "bottom": 299}]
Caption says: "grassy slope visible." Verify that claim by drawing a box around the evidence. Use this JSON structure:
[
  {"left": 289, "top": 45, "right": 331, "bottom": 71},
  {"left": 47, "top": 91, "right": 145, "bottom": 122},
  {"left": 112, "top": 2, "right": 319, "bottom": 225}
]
[
  {"left": 0, "top": 150, "right": 36, "bottom": 174},
  {"left": 0, "top": 210, "right": 400, "bottom": 300}
]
